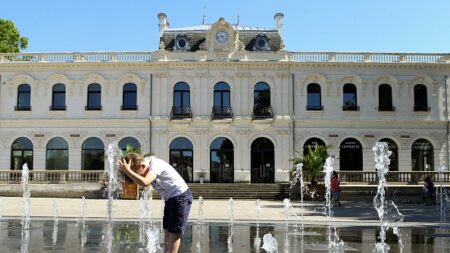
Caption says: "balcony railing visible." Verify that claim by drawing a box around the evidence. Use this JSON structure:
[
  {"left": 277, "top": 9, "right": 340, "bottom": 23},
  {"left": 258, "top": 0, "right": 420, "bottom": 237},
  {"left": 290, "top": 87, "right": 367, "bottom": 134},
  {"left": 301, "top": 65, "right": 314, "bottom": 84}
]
[
  {"left": 303, "top": 171, "right": 450, "bottom": 184},
  {"left": 414, "top": 106, "right": 430, "bottom": 112},
  {"left": 306, "top": 105, "right": 324, "bottom": 111},
  {"left": 85, "top": 105, "right": 102, "bottom": 111},
  {"left": 211, "top": 106, "right": 233, "bottom": 119},
  {"left": 0, "top": 170, "right": 105, "bottom": 184},
  {"left": 1, "top": 52, "right": 448, "bottom": 64},
  {"left": 171, "top": 106, "right": 192, "bottom": 119},
  {"left": 49, "top": 105, "right": 67, "bottom": 111},
  {"left": 252, "top": 104, "right": 274, "bottom": 119},
  {"left": 342, "top": 105, "right": 360, "bottom": 111},
  {"left": 15, "top": 105, "right": 32, "bottom": 111},
  {"left": 377, "top": 106, "right": 396, "bottom": 112}
]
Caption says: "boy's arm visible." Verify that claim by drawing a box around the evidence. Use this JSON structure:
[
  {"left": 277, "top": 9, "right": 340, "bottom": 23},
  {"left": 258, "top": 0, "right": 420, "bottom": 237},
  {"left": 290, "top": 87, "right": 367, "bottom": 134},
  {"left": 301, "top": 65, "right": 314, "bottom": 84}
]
[{"left": 118, "top": 160, "right": 157, "bottom": 187}]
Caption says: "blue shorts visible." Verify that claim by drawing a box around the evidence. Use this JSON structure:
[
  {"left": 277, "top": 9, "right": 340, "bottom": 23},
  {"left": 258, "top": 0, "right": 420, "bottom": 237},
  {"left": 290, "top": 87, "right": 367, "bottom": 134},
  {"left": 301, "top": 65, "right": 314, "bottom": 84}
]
[{"left": 163, "top": 189, "right": 193, "bottom": 234}]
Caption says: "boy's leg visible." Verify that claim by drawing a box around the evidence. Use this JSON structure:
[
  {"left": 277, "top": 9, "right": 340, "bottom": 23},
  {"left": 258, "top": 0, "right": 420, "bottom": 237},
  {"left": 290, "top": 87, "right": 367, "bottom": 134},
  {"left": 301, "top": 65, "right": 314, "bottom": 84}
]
[{"left": 166, "top": 232, "right": 181, "bottom": 253}]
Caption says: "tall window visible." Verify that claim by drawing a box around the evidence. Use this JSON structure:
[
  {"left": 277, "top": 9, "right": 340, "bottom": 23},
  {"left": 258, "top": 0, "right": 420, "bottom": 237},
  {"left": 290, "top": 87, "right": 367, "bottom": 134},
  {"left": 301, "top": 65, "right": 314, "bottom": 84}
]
[
  {"left": 378, "top": 84, "right": 393, "bottom": 111},
  {"left": 86, "top": 83, "right": 102, "bottom": 110},
  {"left": 46, "top": 137, "right": 68, "bottom": 170},
  {"left": 82, "top": 137, "right": 104, "bottom": 170},
  {"left": 118, "top": 137, "right": 141, "bottom": 153},
  {"left": 169, "top": 137, "right": 193, "bottom": 182},
  {"left": 414, "top": 84, "right": 428, "bottom": 111},
  {"left": 16, "top": 84, "right": 31, "bottom": 110},
  {"left": 342, "top": 83, "right": 358, "bottom": 111},
  {"left": 171, "top": 82, "right": 191, "bottom": 119},
  {"left": 253, "top": 82, "right": 273, "bottom": 119},
  {"left": 11, "top": 137, "right": 33, "bottom": 170},
  {"left": 51, "top": 83, "right": 66, "bottom": 110},
  {"left": 122, "top": 83, "right": 137, "bottom": 110},
  {"left": 411, "top": 138, "right": 433, "bottom": 171},
  {"left": 212, "top": 82, "right": 232, "bottom": 118},
  {"left": 306, "top": 83, "right": 322, "bottom": 110}
]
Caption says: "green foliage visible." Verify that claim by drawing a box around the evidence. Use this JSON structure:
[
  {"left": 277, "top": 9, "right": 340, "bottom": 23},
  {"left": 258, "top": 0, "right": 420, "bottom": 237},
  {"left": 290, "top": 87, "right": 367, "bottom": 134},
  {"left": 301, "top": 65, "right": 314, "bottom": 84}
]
[
  {"left": 0, "top": 19, "right": 28, "bottom": 53},
  {"left": 122, "top": 144, "right": 152, "bottom": 158},
  {"left": 292, "top": 145, "right": 329, "bottom": 183}
]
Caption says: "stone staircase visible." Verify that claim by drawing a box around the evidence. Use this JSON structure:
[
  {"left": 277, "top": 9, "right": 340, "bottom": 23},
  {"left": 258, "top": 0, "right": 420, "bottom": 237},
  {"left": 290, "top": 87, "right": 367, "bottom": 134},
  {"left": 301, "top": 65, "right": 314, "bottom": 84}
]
[{"left": 152, "top": 183, "right": 292, "bottom": 200}]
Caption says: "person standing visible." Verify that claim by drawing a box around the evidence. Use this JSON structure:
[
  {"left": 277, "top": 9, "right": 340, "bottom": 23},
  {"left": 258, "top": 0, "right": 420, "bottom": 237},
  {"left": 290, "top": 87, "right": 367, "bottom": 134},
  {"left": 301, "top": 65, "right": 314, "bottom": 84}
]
[
  {"left": 331, "top": 171, "right": 342, "bottom": 207},
  {"left": 118, "top": 153, "right": 192, "bottom": 253}
]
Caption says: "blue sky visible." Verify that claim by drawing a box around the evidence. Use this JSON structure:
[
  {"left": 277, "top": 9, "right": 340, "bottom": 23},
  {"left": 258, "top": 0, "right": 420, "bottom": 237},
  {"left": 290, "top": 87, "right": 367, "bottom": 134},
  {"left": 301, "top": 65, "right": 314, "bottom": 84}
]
[{"left": 1, "top": 0, "right": 449, "bottom": 53}]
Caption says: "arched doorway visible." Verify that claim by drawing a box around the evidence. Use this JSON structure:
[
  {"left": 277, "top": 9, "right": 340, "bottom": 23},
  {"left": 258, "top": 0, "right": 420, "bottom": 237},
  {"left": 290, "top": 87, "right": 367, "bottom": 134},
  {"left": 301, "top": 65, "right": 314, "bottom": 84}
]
[
  {"left": 11, "top": 137, "right": 33, "bottom": 170},
  {"left": 379, "top": 138, "right": 399, "bottom": 171},
  {"left": 169, "top": 137, "right": 193, "bottom": 183},
  {"left": 251, "top": 137, "right": 274, "bottom": 183},
  {"left": 303, "top": 137, "right": 326, "bottom": 155},
  {"left": 411, "top": 138, "right": 434, "bottom": 171},
  {"left": 339, "top": 138, "right": 363, "bottom": 171},
  {"left": 210, "top": 137, "right": 234, "bottom": 183},
  {"left": 46, "top": 137, "right": 69, "bottom": 170},
  {"left": 81, "top": 137, "right": 105, "bottom": 170}
]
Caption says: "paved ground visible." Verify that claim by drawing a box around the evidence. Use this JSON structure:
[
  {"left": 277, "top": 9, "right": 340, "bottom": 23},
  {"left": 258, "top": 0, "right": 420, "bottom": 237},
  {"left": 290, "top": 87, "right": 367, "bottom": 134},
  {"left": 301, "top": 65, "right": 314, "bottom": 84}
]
[{"left": 0, "top": 197, "right": 446, "bottom": 227}]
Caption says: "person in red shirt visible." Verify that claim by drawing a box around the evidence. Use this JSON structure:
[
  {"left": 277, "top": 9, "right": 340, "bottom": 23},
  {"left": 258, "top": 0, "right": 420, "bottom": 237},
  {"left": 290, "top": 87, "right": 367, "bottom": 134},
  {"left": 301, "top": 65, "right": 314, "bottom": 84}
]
[{"left": 331, "top": 171, "right": 342, "bottom": 207}]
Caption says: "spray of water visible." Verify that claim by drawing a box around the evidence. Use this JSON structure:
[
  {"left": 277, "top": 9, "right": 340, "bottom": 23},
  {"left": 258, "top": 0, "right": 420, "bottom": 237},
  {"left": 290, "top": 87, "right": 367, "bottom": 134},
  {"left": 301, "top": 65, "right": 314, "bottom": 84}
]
[
  {"left": 146, "top": 226, "right": 161, "bottom": 253},
  {"left": 255, "top": 199, "right": 261, "bottom": 225},
  {"left": 139, "top": 187, "right": 153, "bottom": 242},
  {"left": 261, "top": 233, "right": 278, "bottom": 252},
  {"left": 20, "top": 163, "right": 30, "bottom": 253},
  {"left": 80, "top": 196, "right": 87, "bottom": 248},
  {"left": 228, "top": 198, "right": 234, "bottom": 225},
  {"left": 106, "top": 142, "right": 122, "bottom": 222},
  {"left": 197, "top": 196, "right": 204, "bottom": 225},
  {"left": 372, "top": 142, "right": 404, "bottom": 253},
  {"left": 52, "top": 199, "right": 59, "bottom": 245},
  {"left": 322, "top": 157, "right": 345, "bottom": 249}
]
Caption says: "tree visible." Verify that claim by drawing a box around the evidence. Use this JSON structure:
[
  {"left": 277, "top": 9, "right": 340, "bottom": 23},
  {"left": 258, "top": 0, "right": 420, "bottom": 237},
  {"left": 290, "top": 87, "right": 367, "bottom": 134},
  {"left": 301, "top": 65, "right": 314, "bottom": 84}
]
[
  {"left": 0, "top": 19, "right": 28, "bottom": 53},
  {"left": 292, "top": 144, "right": 328, "bottom": 184}
]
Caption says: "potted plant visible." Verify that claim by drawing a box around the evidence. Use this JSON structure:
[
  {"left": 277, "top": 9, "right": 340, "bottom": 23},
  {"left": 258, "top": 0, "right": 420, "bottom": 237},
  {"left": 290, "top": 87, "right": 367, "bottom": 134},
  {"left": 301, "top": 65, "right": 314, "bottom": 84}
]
[{"left": 291, "top": 145, "right": 329, "bottom": 200}]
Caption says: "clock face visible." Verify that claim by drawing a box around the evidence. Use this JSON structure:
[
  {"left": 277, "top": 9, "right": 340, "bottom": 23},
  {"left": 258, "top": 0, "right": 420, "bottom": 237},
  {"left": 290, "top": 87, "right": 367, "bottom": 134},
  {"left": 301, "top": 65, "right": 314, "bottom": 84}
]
[{"left": 216, "top": 31, "right": 228, "bottom": 43}]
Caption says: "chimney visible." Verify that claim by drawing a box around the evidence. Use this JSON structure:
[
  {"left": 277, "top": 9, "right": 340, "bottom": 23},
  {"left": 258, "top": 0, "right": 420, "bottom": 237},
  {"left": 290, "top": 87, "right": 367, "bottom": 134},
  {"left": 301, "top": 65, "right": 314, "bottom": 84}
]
[
  {"left": 274, "top": 13, "right": 284, "bottom": 36},
  {"left": 157, "top": 13, "right": 169, "bottom": 37}
]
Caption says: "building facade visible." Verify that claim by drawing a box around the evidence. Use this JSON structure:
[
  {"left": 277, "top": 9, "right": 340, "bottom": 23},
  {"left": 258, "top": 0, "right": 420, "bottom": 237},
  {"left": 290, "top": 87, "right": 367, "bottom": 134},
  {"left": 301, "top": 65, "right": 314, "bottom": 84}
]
[{"left": 1, "top": 13, "right": 449, "bottom": 183}]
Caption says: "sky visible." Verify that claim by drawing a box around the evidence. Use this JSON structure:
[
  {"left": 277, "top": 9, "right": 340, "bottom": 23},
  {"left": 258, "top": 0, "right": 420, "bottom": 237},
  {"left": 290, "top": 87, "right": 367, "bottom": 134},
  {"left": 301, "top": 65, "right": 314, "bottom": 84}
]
[{"left": 1, "top": 0, "right": 449, "bottom": 53}]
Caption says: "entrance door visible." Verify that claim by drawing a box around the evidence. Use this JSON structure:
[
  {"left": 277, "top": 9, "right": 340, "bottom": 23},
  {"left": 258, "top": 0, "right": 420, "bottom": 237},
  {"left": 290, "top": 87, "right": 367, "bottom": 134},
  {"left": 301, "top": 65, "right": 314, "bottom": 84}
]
[
  {"left": 210, "top": 137, "right": 234, "bottom": 183},
  {"left": 251, "top": 138, "right": 274, "bottom": 183},
  {"left": 169, "top": 150, "right": 193, "bottom": 183}
]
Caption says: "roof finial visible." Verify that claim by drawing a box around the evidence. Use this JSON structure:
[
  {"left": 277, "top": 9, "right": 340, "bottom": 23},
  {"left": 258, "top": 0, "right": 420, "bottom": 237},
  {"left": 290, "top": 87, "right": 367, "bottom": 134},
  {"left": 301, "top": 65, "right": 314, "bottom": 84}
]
[
  {"left": 236, "top": 9, "right": 240, "bottom": 25},
  {"left": 202, "top": 6, "right": 206, "bottom": 25}
]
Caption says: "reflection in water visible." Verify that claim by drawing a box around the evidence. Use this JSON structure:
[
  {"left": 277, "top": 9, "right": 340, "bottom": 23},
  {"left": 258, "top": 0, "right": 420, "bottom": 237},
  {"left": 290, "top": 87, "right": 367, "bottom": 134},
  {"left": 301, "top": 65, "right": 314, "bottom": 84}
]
[{"left": 0, "top": 219, "right": 448, "bottom": 253}]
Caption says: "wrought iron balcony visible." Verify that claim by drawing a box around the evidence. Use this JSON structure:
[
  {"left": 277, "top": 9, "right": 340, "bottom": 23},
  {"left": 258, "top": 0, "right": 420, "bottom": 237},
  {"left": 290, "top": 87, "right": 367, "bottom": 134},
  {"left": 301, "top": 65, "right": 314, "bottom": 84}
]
[
  {"left": 306, "top": 105, "right": 324, "bottom": 111},
  {"left": 414, "top": 106, "right": 430, "bottom": 112},
  {"left": 252, "top": 104, "right": 274, "bottom": 119},
  {"left": 342, "top": 105, "right": 359, "bottom": 111},
  {"left": 15, "top": 105, "right": 31, "bottom": 111},
  {"left": 377, "top": 106, "right": 396, "bottom": 112},
  {"left": 171, "top": 106, "right": 192, "bottom": 119},
  {"left": 49, "top": 105, "right": 67, "bottom": 111},
  {"left": 211, "top": 106, "right": 233, "bottom": 119}
]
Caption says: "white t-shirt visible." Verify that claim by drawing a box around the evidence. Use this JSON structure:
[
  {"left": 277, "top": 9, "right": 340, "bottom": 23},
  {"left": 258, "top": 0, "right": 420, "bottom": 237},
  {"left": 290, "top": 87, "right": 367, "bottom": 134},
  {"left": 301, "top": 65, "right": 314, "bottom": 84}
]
[{"left": 145, "top": 156, "right": 189, "bottom": 200}]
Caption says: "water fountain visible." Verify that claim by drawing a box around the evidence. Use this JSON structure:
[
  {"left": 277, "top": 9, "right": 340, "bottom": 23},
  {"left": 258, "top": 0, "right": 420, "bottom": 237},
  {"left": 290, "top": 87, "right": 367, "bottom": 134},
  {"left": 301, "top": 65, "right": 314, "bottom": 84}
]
[
  {"left": 197, "top": 196, "right": 204, "bottom": 225},
  {"left": 52, "top": 199, "right": 59, "bottom": 246},
  {"left": 228, "top": 198, "right": 234, "bottom": 225},
  {"left": 105, "top": 142, "right": 122, "bottom": 222},
  {"left": 372, "top": 141, "right": 404, "bottom": 253},
  {"left": 282, "top": 198, "right": 291, "bottom": 228},
  {"left": 261, "top": 233, "right": 278, "bottom": 252},
  {"left": 80, "top": 196, "right": 87, "bottom": 248},
  {"left": 139, "top": 187, "right": 152, "bottom": 242},
  {"left": 21, "top": 163, "right": 31, "bottom": 253},
  {"left": 438, "top": 165, "right": 448, "bottom": 226},
  {"left": 322, "top": 157, "right": 344, "bottom": 249}
]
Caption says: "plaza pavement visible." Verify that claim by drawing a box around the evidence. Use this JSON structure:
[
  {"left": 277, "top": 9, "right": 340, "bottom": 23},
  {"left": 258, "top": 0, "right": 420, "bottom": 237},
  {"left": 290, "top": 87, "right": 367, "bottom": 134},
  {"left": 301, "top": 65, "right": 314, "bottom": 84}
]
[{"left": 0, "top": 197, "right": 444, "bottom": 227}]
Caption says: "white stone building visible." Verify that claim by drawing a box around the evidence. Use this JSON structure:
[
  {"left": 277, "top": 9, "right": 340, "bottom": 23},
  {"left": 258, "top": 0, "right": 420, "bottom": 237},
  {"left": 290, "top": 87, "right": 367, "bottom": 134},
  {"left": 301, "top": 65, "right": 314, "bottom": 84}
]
[{"left": 0, "top": 13, "right": 449, "bottom": 183}]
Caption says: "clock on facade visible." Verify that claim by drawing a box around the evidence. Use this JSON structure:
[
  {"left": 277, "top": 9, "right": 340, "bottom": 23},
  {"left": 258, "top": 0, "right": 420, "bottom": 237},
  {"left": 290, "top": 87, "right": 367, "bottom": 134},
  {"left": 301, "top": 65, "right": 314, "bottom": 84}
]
[{"left": 216, "top": 31, "right": 228, "bottom": 43}]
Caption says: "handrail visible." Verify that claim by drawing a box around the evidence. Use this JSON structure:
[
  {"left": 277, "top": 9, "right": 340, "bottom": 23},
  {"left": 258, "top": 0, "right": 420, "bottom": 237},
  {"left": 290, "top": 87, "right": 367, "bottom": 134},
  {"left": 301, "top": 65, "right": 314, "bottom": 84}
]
[
  {"left": 0, "top": 170, "right": 105, "bottom": 184},
  {"left": 0, "top": 52, "right": 448, "bottom": 64}
]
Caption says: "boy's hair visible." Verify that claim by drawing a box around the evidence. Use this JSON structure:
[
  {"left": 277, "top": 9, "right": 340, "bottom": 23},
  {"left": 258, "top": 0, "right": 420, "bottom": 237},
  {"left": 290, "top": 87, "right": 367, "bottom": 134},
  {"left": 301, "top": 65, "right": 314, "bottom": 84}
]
[{"left": 123, "top": 152, "right": 145, "bottom": 172}]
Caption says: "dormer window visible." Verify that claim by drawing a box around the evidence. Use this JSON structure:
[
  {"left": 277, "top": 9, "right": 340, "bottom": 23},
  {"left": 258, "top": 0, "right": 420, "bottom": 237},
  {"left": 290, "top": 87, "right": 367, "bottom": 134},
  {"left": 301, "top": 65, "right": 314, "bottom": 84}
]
[
  {"left": 254, "top": 34, "right": 270, "bottom": 51},
  {"left": 174, "top": 34, "right": 190, "bottom": 51}
]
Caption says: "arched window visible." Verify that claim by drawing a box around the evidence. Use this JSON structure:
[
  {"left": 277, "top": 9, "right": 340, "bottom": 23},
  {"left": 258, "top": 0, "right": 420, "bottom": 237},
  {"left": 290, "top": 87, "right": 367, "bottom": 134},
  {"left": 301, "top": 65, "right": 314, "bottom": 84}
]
[
  {"left": 379, "top": 138, "right": 398, "bottom": 171},
  {"left": 86, "top": 83, "right": 102, "bottom": 110},
  {"left": 303, "top": 137, "right": 326, "bottom": 155},
  {"left": 212, "top": 82, "right": 232, "bottom": 118},
  {"left": 122, "top": 83, "right": 137, "bottom": 110},
  {"left": 210, "top": 137, "right": 234, "bottom": 183},
  {"left": 253, "top": 82, "right": 273, "bottom": 119},
  {"left": 46, "top": 137, "right": 69, "bottom": 170},
  {"left": 171, "top": 82, "right": 191, "bottom": 119},
  {"left": 342, "top": 83, "right": 358, "bottom": 111},
  {"left": 306, "top": 83, "right": 322, "bottom": 110},
  {"left": 82, "top": 137, "right": 105, "bottom": 170},
  {"left": 118, "top": 137, "right": 141, "bottom": 153},
  {"left": 339, "top": 138, "right": 362, "bottom": 171},
  {"left": 411, "top": 138, "right": 434, "bottom": 171},
  {"left": 251, "top": 137, "right": 275, "bottom": 183},
  {"left": 414, "top": 84, "right": 428, "bottom": 111},
  {"left": 378, "top": 84, "right": 394, "bottom": 111},
  {"left": 169, "top": 137, "right": 193, "bottom": 182},
  {"left": 51, "top": 83, "right": 66, "bottom": 110},
  {"left": 16, "top": 84, "right": 31, "bottom": 111},
  {"left": 11, "top": 137, "right": 33, "bottom": 170}
]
